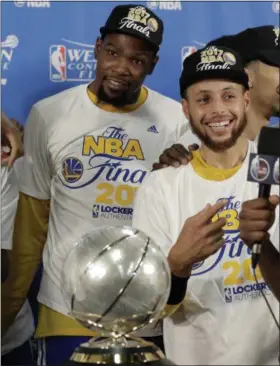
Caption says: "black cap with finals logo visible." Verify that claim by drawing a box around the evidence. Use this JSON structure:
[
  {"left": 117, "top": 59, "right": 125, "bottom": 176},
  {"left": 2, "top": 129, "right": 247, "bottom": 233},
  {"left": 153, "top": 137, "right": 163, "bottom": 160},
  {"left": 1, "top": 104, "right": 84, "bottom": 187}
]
[
  {"left": 100, "top": 4, "right": 164, "bottom": 50},
  {"left": 208, "top": 25, "right": 280, "bottom": 67},
  {"left": 180, "top": 45, "right": 249, "bottom": 97}
]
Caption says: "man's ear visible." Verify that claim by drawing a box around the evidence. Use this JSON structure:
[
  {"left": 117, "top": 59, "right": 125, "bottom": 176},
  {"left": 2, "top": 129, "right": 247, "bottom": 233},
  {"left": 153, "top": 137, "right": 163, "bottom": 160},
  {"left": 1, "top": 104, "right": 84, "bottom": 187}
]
[
  {"left": 94, "top": 37, "right": 103, "bottom": 60},
  {"left": 244, "top": 89, "right": 250, "bottom": 111},
  {"left": 182, "top": 97, "right": 190, "bottom": 120},
  {"left": 148, "top": 56, "right": 159, "bottom": 75},
  {"left": 245, "top": 67, "right": 254, "bottom": 89}
]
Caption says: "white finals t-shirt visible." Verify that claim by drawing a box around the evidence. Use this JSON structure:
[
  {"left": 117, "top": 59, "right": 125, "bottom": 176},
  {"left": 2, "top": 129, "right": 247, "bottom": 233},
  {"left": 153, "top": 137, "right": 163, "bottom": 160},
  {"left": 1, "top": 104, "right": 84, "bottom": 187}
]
[
  {"left": 19, "top": 84, "right": 187, "bottom": 321},
  {"left": 133, "top": 141, "right": 279, "bottom": 365}
]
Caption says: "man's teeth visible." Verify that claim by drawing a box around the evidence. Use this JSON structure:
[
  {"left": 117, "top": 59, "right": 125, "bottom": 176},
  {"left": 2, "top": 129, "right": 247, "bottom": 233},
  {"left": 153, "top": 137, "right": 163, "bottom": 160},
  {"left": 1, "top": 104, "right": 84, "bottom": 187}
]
[
  {"left": 208, "top": 121, "right": 230, "bottom": 128},
  {"left": 111, "top": 80, "right": 121, "bottom": 86},
  {"left": 110, "top": 80, "right": 126, "bottom": 87}
]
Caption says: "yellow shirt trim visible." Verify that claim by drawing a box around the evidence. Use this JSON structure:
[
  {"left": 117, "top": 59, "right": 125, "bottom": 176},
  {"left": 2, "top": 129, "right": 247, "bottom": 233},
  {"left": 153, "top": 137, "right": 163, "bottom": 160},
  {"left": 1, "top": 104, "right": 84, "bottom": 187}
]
[
  {"left": 87, "top": 86, "right": 148, "bottom": 113},
  {"left": 191, "top": 150, "right": 241, "bottom": 180}
]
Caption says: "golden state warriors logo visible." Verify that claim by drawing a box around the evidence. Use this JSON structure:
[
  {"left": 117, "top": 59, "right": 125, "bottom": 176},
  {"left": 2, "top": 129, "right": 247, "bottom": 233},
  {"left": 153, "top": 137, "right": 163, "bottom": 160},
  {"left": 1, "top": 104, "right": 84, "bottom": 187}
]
[{"left": 62, "top": 157, "right": 83, "bottom": 183}]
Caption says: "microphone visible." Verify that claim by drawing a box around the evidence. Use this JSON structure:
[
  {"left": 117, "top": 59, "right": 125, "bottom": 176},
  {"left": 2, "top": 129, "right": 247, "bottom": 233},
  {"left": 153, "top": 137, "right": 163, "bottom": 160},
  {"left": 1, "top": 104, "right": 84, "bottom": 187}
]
[{"left": 247, "top": 127, "right": 280, "bottom": 269}]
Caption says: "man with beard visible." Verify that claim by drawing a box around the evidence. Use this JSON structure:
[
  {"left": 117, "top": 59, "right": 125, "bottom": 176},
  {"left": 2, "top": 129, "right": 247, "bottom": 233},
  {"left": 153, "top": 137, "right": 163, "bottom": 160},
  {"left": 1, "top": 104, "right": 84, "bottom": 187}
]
[
  {"left": 153, "top": 25, "right": 280, "bottom": 169},
  {"left": 208, "top": 25, "right": 279, "bottom": 140},
  {"left": 2, "top": 5, "right": 186, "bottom": 365},
  {"left": 133, "top": 45, "right": 279, "bottom": 365}
]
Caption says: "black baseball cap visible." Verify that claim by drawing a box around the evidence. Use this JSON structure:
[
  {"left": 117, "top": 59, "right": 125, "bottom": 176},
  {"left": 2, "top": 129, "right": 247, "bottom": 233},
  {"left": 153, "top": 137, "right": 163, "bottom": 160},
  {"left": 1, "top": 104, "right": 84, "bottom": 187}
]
[
  {"left": 208, "top": 25, "right": 280, "bottom": 67},
  {"left": 180, "top": 45, "right": 249, "bottom": 97},
  {"left": 100, "top": 4, "right": 164, "bottom": 50}
]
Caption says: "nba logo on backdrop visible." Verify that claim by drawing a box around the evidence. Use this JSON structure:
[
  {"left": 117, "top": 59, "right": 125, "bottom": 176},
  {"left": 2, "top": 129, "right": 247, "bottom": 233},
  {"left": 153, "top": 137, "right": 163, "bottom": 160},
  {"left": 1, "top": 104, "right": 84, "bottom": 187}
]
[
  {"left": 181, "top": 46, "right": 197, "bottom": 67},
  {"left": 14, "top": 1, "right": 51, "bottom": 7},
  {"left": 181, "top": 42, "right": 205, "bottom": 67},
  {"left": 1, "top": 34, "right": 19, "bottom": 86},
  {"left": 50, "top": 45, "right": 67, "bottom": 81},
  {"left": 147, "top": 1, "right": 182, "bottom": 10},
  {"left": 49, "top": 39, "right": 96, "bottom": 82}
]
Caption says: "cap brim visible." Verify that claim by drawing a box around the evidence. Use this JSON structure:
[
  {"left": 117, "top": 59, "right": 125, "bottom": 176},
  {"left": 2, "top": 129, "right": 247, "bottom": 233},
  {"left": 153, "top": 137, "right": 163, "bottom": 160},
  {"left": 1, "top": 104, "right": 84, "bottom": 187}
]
[
  {"left": 180, "top": 69, "right": 249, "bottom": 97},
  {"left": 100, "top": 26, "right": 158, "bottom": 49},
  {"left": 258, "top": 50, "right": 280, "bottom": 67}
]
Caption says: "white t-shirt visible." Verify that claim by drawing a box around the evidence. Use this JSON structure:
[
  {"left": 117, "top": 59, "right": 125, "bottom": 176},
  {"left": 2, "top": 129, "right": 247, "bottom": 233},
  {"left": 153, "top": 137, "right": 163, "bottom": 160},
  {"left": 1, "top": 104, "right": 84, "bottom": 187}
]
[
  {"left": 133, "top": 140, "right": 279, "bottom": 365},
  {"left": 1, "top": 159, "right": 35, "bottom": 355},
  {"left": 19, "top": 84, "right": 187, "bottom": 325}
]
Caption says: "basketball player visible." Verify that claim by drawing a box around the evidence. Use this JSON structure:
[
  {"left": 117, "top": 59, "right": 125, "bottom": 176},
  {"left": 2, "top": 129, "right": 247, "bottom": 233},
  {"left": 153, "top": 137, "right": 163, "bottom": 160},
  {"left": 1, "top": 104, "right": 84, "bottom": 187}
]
[
  {"left": 50, "top": 47, "right": 66, "bottom": 81},
  {"left": 2, "top": 5, "right": 186, "bottom": 365},
  {"left": 153, "top": 25, "right": 280, "bottom": 169},
  {"left": 133, "top": 45, "right": 279, "bottom": 365}
]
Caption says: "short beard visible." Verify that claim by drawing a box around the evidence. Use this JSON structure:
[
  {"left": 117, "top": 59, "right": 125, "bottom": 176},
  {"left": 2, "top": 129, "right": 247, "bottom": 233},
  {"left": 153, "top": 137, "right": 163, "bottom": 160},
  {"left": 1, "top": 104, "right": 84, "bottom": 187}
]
[
  {"left": 190, "top": 114, "right": 247, "bottom": 152},
  {"left": 97, "top": 85, "right": 130, "bottom": 107}
]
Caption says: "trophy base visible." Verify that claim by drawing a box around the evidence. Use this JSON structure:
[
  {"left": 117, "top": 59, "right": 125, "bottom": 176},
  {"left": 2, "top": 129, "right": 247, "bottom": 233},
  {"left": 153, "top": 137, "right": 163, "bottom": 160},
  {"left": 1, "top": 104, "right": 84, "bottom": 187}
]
[{"left": 65, "top": 337, "right": 176, "bottom": 365}]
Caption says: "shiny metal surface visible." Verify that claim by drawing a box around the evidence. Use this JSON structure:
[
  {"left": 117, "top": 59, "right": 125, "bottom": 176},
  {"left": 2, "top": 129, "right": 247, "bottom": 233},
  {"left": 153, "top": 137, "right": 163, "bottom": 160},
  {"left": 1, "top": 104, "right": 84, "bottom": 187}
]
[
  {"left": 70, "top": 338, "right": 165, "bottom": 364},
  {"left": 61, "top": 226, "right": 171, "bottom": 337}
]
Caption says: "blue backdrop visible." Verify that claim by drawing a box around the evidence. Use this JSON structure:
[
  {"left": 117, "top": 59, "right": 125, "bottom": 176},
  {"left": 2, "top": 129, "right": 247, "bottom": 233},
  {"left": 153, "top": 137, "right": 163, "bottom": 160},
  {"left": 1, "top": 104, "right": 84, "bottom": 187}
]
[{"left": 1, "top": 0, "right": 280, "bottom": 126}]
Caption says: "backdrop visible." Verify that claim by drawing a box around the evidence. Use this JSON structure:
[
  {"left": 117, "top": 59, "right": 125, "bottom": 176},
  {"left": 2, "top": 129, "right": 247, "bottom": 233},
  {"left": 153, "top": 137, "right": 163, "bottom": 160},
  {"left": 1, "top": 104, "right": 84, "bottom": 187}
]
[{"left": 1, "top": 0, "right": 280, "bottom": 126}]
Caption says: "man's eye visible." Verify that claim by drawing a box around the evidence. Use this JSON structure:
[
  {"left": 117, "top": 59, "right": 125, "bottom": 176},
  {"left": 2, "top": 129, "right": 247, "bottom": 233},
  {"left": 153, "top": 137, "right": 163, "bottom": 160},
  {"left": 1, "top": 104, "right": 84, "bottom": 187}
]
[
  {"left": 133, "top": 59, "right": 144, "bottom": 65},
  {"left": 224, "top": 94, "right": 235, "bottom": 100},
  {"left": 107, "top": 50, "right": 117, "bottom": 57},
  {"left": 197, "top": 97, "right": 209, "bottom": 103}
]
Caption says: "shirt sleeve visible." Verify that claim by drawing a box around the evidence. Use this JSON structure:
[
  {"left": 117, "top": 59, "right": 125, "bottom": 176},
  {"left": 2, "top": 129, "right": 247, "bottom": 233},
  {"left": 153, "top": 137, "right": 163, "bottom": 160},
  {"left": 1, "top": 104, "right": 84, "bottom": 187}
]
[
  {"left": 132, "top": 172, "right": 172, "bottom": 256},
  {"left": 177, "top": 127, "right": 201, "bottom": 147},
  {"left": 1, "top": 167, "right": 19, "bottom": 250},
  {"left": 19, "top": 105, "right": 51, "bottom": 200}
]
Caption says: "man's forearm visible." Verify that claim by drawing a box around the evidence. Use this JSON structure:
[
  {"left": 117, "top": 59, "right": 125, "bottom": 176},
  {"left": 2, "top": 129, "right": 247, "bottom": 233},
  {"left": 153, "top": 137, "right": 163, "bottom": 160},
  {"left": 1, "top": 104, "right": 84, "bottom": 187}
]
[{"left": 259, "top": 240, "right": 280, "bottom": 301}]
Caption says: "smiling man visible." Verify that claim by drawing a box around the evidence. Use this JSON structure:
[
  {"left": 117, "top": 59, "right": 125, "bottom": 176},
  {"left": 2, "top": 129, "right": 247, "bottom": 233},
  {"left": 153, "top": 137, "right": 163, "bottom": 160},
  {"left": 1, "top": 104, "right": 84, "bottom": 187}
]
[
  {"left": 133, "top": 45, "right": 279, "bottom": 365},
  {"left": 153, "top": 25, "right": 279, "bottom": 169},
  {"left": 2, "top": 4, "right": 187, "bottom": 365}
]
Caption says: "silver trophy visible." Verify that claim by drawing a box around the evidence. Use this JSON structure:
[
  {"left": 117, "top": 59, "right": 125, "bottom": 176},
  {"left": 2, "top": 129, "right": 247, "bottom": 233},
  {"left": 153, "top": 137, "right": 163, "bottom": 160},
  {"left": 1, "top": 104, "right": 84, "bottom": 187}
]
[{"left": 61, "top": 226, "right": 175, "bottom": 365}]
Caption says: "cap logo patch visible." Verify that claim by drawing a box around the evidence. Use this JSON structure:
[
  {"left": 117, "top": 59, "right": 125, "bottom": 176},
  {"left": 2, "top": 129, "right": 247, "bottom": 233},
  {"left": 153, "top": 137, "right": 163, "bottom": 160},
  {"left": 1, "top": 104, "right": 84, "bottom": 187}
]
[
  {"left": 196, "top": 46, "right": 236, "bottom": 71},
  {"left": 118, "top": 6, "right": 159, "bottom": 38},
  {"left": 273, "top": 26, "right": 279, "bottom": 46}
]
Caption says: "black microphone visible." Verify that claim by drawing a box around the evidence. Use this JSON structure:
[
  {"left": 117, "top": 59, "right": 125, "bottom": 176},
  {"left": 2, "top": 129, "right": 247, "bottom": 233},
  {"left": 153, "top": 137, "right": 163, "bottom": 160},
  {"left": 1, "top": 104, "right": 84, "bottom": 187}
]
[{"left": 247, "top": 127, "right": 280, "bottom": 269}]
